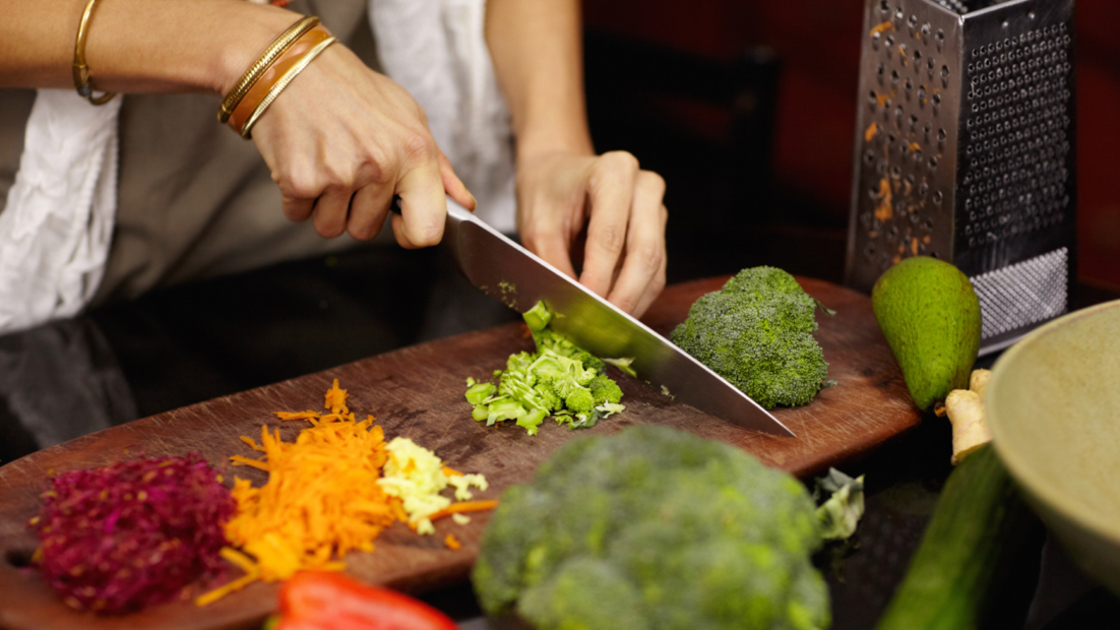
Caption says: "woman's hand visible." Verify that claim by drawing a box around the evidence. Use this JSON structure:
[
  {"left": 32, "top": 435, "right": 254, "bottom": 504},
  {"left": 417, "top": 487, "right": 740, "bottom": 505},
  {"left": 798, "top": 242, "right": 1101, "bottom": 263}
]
[
  {"left": 248, "top": 44, "right": 475, "bottom": 248},
  {"left": 516, "top": 149, "right": 668, "bottom": 317}
]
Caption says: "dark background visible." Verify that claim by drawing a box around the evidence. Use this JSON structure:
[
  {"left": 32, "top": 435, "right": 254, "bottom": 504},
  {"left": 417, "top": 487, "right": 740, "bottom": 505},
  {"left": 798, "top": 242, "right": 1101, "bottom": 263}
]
[{"left": 581, "top": 0, "right": 1120, "bottom": 292}]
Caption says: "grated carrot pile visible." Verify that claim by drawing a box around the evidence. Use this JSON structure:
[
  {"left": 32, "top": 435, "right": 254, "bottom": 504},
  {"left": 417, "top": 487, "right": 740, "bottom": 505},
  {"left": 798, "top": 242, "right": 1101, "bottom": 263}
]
[{"left": 197, "top": 379, "right": 494, "bottom": 606}]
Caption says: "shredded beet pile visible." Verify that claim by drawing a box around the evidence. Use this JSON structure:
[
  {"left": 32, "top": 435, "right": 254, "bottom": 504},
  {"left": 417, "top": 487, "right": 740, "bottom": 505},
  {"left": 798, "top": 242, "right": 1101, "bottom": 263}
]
[{"left": 29, "top": 452, "right": 234, "bottom": 614}]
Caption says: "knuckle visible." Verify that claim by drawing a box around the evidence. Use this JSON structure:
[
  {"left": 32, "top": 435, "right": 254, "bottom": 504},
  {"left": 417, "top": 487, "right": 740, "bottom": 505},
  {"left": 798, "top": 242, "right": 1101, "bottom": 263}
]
[
  {"left": 348, "top": 223, "right": 375, "bottom": 241},
  {"left": 411, "top": 226, "right": 443, "bottom": 247},
  {"left": 593, "top": 224, "right": 626, "bottom": 255},
  {"left": 634, "top": 242, "right": 664, "bottom": 274},
  {"left": 315, "top": 221, "right": 344, "bottom": 239},
  {"left": 601, "top": 150, "right": 640, "bottom": 173},
  {"left": 363, "top": 153, "right": 391, "bottom": 186},
  {"left": 650, "top": 269, "right": 667, "bottom": 294},
  {"left": 322, "top": 162, "right": 355, "bottom": 191},
  {"left": 400, "top": 130, "right": 438, "bottom": 164},
  {"left": 639, "top": 170, "right": 666, "bottom": 196},
  {"left": 614, "top": 295, "right": 638, "bottom": 314},
  {"left": 589, "top": 152, "right": 640, "bottom": 192},
  {"left": 284, "top": 175, "right": 322, "bottom": 200}
]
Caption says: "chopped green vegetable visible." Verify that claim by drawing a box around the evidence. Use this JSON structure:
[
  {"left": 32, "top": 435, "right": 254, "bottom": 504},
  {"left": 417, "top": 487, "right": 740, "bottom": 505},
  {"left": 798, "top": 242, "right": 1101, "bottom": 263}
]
[
  {"left": 465, "top": 381, "right": 496, "bottom": 405},
  {"left": 522, "top": 300, "right": 553, "bottom": 332},
  {"left": 464, "top": 302, "right": 624, "bottom": 435},
  {"left": 602, "top": 357, "right": 637, "bottom": 377},
  {"left": 813, "top": 468, "right": 865, "bottom": 541},
  {"left": 472, "top": 425, "right": 830, "bottom": 629},
  {"left": 670, "top": 266, "right": 830, "bottom": 409}
]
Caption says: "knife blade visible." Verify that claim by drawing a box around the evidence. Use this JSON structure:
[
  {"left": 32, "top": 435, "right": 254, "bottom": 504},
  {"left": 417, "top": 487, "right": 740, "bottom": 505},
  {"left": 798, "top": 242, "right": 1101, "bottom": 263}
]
[{"left": 440, "top": 200, "right": 795, "bottom": 437}]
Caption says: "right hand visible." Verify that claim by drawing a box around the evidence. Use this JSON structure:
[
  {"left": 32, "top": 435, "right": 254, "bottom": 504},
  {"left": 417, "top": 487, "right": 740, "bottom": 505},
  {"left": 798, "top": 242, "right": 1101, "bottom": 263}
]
[{"left": 247, "top": 44, "right": 475, "bottom": 247}]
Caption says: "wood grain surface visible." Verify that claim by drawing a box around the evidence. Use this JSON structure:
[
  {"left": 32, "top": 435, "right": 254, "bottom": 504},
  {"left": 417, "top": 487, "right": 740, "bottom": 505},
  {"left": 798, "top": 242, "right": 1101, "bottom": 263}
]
[{"left": 0, "top": 277, "right": 920, "bottom": 630}]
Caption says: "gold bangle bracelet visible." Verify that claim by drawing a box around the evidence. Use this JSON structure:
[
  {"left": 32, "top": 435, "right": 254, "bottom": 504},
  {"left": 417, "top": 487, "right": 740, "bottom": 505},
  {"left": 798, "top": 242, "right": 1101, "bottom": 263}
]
[
  {"left": 217, "top": 15, "right": 320, "bottom": 123},
  {"left": 72, "top": 0, "right": 116, "bottom": 105},
  {"left": 226, "top": 26, "right": 332, "bottom": 134},
  {"left": 239, "top": 35, "right": 337, "bottom": 139}
]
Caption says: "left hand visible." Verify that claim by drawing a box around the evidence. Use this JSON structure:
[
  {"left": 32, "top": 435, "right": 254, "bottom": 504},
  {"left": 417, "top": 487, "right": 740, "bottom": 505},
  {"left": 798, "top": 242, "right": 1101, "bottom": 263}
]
[{"left": 515, "top": 149, "right": 668, "bottom": 318}]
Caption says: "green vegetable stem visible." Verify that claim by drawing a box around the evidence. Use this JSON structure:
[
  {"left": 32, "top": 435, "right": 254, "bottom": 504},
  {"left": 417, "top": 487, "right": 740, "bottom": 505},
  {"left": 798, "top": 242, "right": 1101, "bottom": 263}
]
[{"left": 464, "top": 302, "right": 625, "bottom": 435}]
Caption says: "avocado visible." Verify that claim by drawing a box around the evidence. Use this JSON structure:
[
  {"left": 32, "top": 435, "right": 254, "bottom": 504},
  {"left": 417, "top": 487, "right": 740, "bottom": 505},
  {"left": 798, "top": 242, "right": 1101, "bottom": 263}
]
[{"left": 872, "top": 257, "right": 981, "bottom": 411}]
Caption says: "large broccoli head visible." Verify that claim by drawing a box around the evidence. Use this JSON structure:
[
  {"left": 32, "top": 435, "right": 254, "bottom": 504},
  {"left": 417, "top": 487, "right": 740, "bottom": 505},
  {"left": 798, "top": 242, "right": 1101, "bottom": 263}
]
[
  {"left": 670, "top": 266, "right": 829, "bottom": 409},
  {"left": 472, "top": 425, "right": 829, "bottom": 630}
]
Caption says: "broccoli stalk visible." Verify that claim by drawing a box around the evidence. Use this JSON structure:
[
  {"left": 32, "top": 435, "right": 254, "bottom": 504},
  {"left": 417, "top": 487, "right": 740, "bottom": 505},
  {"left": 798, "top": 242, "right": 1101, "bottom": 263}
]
[
  {"left": 522, "top": 300, "right": 553, "bottom": 332},
  {"left": 464, "top": 302, "right": 626, "bottom": 435}
]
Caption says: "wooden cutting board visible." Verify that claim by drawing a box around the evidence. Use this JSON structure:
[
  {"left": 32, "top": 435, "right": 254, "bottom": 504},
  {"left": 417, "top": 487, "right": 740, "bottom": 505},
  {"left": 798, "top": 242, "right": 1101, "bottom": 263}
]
[{"left": 0, "top": 277, "right": 920, "bottom": 630}]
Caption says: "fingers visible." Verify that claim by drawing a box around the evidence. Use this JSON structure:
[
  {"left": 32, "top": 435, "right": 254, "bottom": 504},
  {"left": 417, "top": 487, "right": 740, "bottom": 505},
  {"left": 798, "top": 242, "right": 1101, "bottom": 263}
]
[
  {"left": 311, "top": 188, "right": 353, "bottom": 238},
  {"left": 524, "top": 223, "right": 579, "bottom": 280},
  {"left": 579, "top": 151, "right": 640, "bottom": 298},
  {"left": 439, "top": 151, "right": 476, "bottom": 211},
  {"left": 390, "top": 148, "right": 447, "bottom": 249},
  {"left": 282, "top": 193, "right": 315, "bottom": 224},
  {"left": 605, "top": 171, "right": 667, "bottom": 316},
  {"left": 607, "top": 172, "right": 668, "bottom": 316},
  {"left": 251, "top": 52, "right": 456, "bottom": 248},
  {"left": 347, "top": 183, "right": 394, "bottom": 240}
]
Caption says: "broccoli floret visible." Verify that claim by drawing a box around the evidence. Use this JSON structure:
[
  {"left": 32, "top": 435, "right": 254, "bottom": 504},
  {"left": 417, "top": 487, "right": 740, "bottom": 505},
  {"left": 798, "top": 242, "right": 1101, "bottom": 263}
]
[
  {"left": 472, "top": 425, "right": 829, "bottom": 630},
  {"left": 563, "top": 388, "right": 595, "bottom": 415},
  {"left": 670, "top": 266, "right": 829, "bottom": 409},
  {"left": 588, "top": 374, "right": 622, "bottom": 405}
]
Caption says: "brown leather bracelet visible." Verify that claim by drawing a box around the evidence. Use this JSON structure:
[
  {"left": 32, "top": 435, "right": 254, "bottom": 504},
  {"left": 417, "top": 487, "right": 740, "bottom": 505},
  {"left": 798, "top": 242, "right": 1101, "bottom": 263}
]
[{"left": 226, "top": 26, "right": 333, "bottom": 135}]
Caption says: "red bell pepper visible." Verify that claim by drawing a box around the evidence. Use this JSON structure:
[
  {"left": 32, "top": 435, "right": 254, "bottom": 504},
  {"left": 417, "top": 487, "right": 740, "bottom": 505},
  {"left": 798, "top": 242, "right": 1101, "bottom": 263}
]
[{"left": 272, "top": 571, "right": 458, "bottom": 630}]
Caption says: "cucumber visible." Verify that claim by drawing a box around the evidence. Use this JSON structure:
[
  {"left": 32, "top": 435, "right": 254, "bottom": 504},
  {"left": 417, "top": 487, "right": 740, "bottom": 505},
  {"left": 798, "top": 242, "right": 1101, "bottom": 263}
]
[{"left": 875, "top": 443, "right": 1043, "bottom": 630}]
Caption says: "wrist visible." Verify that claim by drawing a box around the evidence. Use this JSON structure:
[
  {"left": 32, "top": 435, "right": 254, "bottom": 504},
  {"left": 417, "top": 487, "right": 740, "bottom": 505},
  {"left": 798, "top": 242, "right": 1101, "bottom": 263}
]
[
  {"left": 514, "top": 131, "right": 594, "bottom": 170},
  {"left": 212, "top": 3, "right": 302, "bottom": 97}
]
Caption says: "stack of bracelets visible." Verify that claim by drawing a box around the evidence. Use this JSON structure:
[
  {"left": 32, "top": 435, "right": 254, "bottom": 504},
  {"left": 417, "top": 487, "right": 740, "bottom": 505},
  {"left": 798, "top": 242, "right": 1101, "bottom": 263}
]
[
  {"left": 218, "top": 15, "right": 337, "bottom": 138},
  {"left": 72, "top": 3, "right": 335, "bottom": 131}
]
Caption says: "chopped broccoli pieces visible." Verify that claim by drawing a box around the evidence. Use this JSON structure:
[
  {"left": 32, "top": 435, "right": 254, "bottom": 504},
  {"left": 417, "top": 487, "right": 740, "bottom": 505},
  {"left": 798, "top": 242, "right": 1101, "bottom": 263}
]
[
  {"left": 485, "top": 398, "right": 526, "bottom": 426},
  {"left": 465, "top": 382, "right": 496, "bottom": 405},
  {"left": 602, "top": 356, "right": 637, "bottom": 377},
  {"left": 531, "top": 327, "right": 605, "bottom": 373},
  {"left": 588, "top": 374, "right": 623, "bottom": 406},
  {"left": 472, "top": 425, "right": 830, "bottom": 630},
  {"left": 464, "top": 301, "right": 626, "bottom": 435},
  {"left": 522, "top": 300, "right": 554, "bottom": 332},
  {"left": 517, "top": 408, "right": 548, "bottom": 436},
  {"left": 670, "top": 266, "right": 830, "bottom": 409}
]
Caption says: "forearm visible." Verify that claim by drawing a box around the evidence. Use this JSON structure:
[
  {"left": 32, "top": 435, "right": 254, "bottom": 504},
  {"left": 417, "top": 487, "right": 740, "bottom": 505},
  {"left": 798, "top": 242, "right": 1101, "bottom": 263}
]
[
  {"left": 1, "top": 0, "right": 296, "bottom": 95},
  {"left": 484, "top": 0, "right": 594, "bottom": 162}
]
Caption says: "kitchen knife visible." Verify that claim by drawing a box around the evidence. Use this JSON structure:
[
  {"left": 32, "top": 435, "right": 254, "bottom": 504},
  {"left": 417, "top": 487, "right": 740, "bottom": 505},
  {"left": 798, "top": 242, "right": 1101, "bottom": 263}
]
[{"left": 428, "top": 198, "right": 794, "bottom": 437}]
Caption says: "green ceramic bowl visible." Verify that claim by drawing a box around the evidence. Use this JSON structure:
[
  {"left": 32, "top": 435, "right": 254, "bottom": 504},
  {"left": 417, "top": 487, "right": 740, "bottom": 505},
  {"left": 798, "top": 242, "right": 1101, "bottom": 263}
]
[{"left": 987, "top": 300, "right": 1120, "bottom": 594}]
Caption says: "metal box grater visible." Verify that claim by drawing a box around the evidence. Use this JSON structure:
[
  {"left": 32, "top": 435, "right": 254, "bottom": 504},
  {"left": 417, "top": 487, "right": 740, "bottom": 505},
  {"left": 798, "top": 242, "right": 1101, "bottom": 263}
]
[{"left": 844, "top": 0, "right": 1076, "bottom": 354}]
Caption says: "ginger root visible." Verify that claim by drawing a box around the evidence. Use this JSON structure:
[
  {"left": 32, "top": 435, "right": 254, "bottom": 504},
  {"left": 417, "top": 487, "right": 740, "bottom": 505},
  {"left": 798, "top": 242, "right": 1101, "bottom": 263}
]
[{"left": 945, "top": 369, "right": 993, "bottom": 465}]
